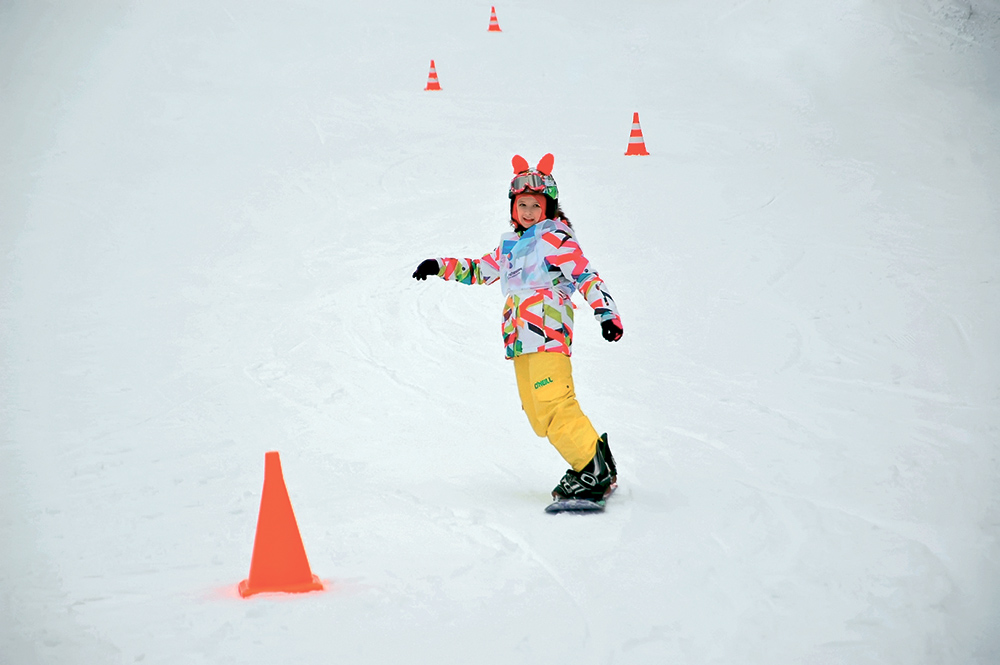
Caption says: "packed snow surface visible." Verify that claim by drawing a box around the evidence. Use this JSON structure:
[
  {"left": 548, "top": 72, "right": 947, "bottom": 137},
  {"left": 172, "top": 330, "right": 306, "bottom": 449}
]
[{"left": 2, "top": 0, "right": 999, "bottom": 663}]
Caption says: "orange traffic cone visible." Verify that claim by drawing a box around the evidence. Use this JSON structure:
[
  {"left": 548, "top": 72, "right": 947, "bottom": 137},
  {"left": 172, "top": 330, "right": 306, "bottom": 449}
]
[
  {"left": 625, "top": 112, "right": 649, "bottom": 156},
  {"left": 488, "top": 6, "right": 502, "bottom": 32},
  {"left": 238, "top": 451, "right": 324, "bottom": 597},
  {"left": 424, "top": 59, "right": 442, "bottom": 91}
]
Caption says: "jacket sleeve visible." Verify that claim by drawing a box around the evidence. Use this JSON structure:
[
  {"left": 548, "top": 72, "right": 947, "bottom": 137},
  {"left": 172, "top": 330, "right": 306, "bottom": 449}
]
[
  {"left": 542, "top": 229, "right": 622, "bottom": 326},
  {"left": 437, "top": 246, "right": 502, "bottom": 285}
]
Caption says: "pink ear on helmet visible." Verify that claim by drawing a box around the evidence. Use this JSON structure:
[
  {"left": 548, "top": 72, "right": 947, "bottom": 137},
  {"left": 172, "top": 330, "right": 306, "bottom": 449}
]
[
  {"left": 512, "top": 155, "right": 530, "bottom": 174},
  {"left": 535, "top": 153, "right": 554, "bottom": 175}
]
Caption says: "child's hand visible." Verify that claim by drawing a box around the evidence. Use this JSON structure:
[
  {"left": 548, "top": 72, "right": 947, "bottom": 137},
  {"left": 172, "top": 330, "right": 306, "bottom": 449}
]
[
  {"left": 412, "top": 259, "right": 440, "bottom": 280},
  {"left": 601, "top": 319, "right": 623, "bottom": 342}
]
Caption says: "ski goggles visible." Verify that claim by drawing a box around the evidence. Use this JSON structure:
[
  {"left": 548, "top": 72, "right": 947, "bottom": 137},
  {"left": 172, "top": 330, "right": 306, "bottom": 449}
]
[{"left": 509, "top": 171, "right": 558, "bottom": 200}]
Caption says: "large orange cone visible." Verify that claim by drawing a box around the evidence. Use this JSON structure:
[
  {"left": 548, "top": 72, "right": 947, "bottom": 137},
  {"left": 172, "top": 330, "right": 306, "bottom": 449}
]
[
  {"left": 625, "top": 112, "right": 650, "bottom": 156},
  {"left": 238, "top": 451, "right": 323, "bottom": 597},
  {"left": 424, "top": 59, "right": 442, "bottom": 91},
  {"left": 488, "top": 6, "right": 502, "bottom": 32}
]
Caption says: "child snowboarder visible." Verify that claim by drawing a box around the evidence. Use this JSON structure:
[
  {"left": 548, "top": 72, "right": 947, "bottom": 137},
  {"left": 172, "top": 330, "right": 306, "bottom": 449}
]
[{"left": 412, "top": 153, "right": 624, "bottom": 506}]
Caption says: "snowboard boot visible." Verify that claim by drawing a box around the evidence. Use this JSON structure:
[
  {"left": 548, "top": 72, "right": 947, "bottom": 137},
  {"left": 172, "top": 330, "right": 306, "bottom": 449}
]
[
  {"left": 598, "top": 432, "right": 617, "bottom": 489},
  {"left": 552, "top": 433, "right": 615, "bottom": 502}
]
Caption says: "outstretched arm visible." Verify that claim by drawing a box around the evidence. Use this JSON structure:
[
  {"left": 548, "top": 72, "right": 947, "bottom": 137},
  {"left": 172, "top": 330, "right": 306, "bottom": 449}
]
[{"left": 411, "top": 247, "right": 502, "bottom": 285}]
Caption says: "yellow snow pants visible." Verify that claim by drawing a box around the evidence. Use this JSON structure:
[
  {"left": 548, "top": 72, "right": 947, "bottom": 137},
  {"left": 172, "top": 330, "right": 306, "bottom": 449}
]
[{"left": 513, "top": 351, "right": 599, "bottom": 472}]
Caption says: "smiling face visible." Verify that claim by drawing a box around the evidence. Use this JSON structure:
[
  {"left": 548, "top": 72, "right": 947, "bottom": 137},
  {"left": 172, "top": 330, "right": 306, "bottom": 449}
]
[{"left": 513, "top": 193, "right": 547, "bottom": 229}]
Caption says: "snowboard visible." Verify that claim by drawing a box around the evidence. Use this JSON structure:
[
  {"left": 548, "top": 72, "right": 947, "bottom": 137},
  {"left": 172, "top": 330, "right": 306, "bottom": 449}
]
[{"left": 545, "top": 485, "right": 616, "bottom": 514}]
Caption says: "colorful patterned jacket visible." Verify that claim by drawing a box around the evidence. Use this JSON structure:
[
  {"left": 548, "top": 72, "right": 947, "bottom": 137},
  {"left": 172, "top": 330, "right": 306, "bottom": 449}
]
[{"left": 434, "top": 218, "right": 622, "bottom": 359}]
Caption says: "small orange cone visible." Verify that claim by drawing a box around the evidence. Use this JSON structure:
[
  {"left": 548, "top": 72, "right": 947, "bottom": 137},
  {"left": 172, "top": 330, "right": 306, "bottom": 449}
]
[
  {"left": 488, "top": 6, "right": 502, "bottom": 32},
  {"left": 625, "top": 112, "right": 650, "bottom": 156},
  {"left": 238, "top": 451, "right": 323, "bottom": 597},
  {"left": 424, "top": 59, "right": 442, "bottom": 91}
]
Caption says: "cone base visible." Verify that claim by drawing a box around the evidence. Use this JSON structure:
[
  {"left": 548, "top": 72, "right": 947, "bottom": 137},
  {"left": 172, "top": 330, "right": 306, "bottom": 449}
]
[
  {"left": 424, "top": 84, "right": 441, "bottom": 91},
  {"left": 625, "top": 148, "right": 650, "bottom": 156},
  {"left": 238, "top": 574, "right": 324, "bottom": 598}
]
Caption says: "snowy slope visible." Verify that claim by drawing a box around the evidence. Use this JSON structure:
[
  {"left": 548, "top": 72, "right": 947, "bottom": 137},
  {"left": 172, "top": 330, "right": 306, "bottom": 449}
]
[{"left": 2, "top": 0, "right": 999, "bottom": 663}]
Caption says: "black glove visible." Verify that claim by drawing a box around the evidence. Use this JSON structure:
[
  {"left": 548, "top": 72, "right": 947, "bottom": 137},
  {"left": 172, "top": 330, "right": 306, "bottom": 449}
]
[
  {"left": 412, "top": 259, "right": 440, "bottom": 280},
  {"left": 601, "top": 319, "right": 623, "bottom": 342}
]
